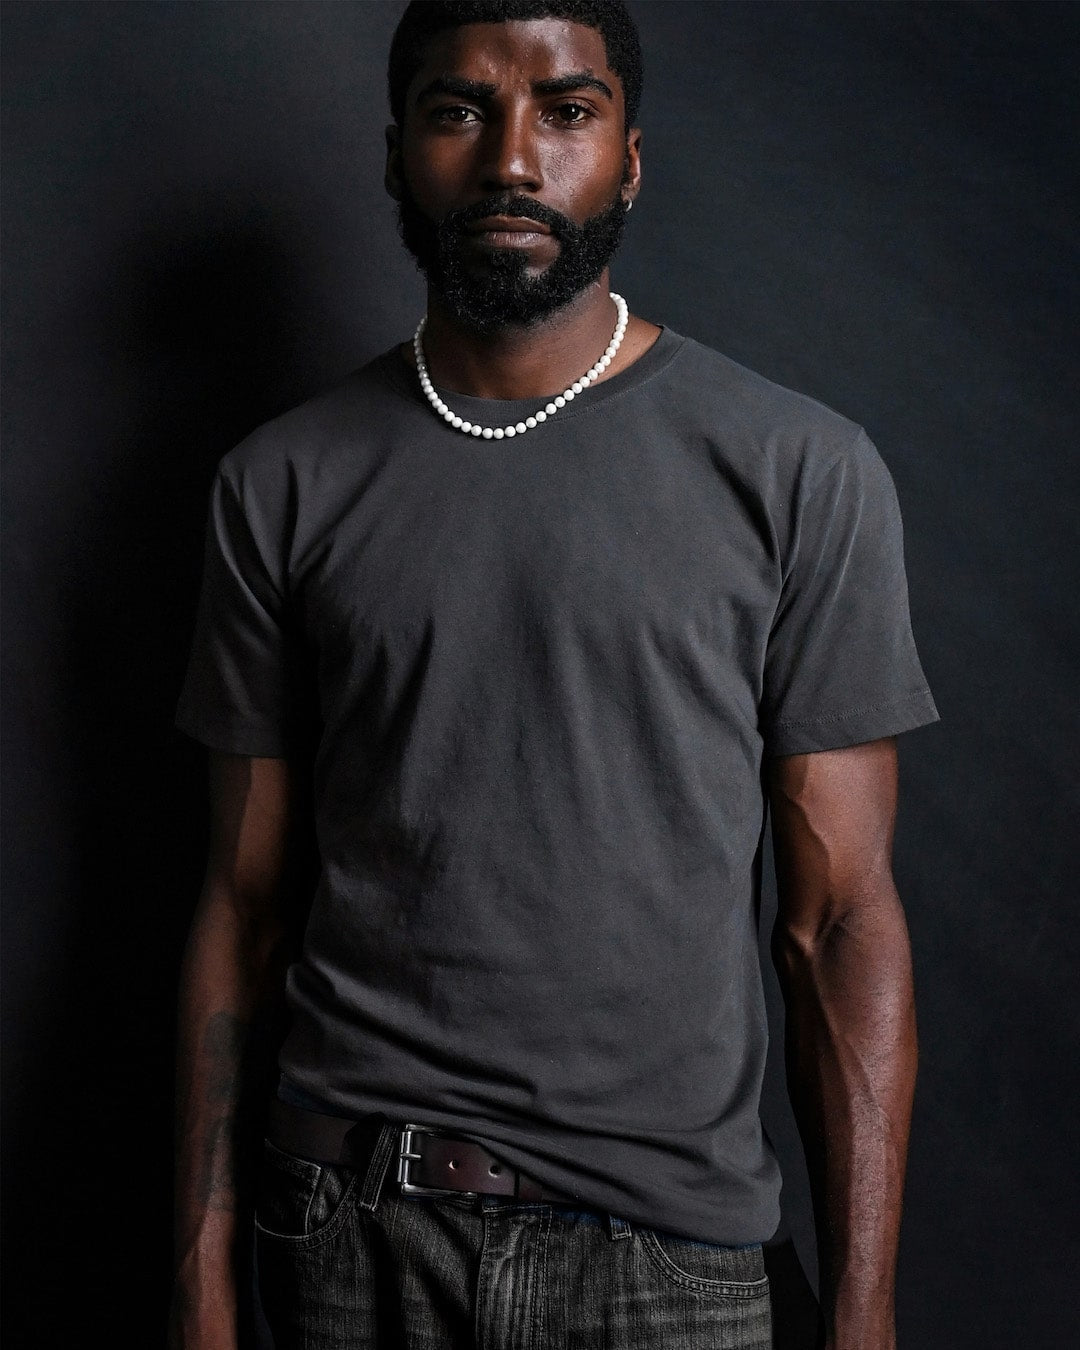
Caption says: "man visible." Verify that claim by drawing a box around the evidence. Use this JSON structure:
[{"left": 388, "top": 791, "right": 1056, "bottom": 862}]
[{"left": 169, "top": 3, "right": 939, "bottom": 1348}]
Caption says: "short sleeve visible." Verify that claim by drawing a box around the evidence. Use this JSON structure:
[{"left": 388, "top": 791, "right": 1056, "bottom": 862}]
[
  {"left": 761, "top": 430, "right": 939, "bottom": 755},
  {"left": 174, "top": 464, "right": 298, "bottom": 756}
]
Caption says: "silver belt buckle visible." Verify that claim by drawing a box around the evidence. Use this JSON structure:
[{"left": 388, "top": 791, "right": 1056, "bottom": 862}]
[{"left": 397, "top": 1123, "right": 479, "bottom": 1198}]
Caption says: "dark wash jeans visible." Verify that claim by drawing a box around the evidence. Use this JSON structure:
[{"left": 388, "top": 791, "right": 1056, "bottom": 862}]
[{"left": 255, "top": 1120, "right": 773, "bottom": 1349}]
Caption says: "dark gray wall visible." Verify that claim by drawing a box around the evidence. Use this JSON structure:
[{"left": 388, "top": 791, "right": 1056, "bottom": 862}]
[{"left": 3, "top": 2, "right": 1077, "bottom": 1345}]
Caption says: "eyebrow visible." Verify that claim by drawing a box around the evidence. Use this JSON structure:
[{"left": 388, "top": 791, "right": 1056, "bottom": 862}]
[
  {"left": 534, "top": 72, "right": 614, "bottom": 101},
  {"left": 415, "top": 70, "right": 614, "bottom": 105}
]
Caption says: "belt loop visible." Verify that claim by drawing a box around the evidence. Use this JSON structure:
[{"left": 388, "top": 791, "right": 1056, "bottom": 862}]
[
  {"left": 608, "top": 1214, "right": 632, "bottom": 1241},
  {"left": 357, "top": 1119, "right": 399, "bottom": 1212}
]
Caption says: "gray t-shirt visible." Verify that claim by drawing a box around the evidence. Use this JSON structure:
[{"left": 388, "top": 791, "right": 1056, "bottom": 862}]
[{"left": 176, "top": 326, "right": 938, "bottom": 1244}]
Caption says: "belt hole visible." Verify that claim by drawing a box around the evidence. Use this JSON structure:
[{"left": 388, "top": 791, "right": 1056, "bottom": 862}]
[
  {"left": 449, "top": 1159, "right": 459, "bottom": 1169},
  {"left": 489, "top": 1164, "right": 501, "bottom": 1175}
]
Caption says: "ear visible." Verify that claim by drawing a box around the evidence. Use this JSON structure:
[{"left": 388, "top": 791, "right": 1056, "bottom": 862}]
[
  {"left": 622, "top": 127, "right": 643, "bottom": 209},
  {"left": 385, "top": 124, "right": 403, "bottom": 202}
]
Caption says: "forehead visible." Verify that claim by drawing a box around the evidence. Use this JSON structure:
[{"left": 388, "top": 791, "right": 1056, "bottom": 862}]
[{"left": 408, "top": 17, "right": 621, "bottom": 103}]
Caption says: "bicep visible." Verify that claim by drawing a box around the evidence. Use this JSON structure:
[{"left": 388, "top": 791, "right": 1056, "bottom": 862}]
[
  {"left": 767, "top": 737, "right": 899, "bottom": 935},
  {"left": 205, "top": 751, "right": 295, "bottom": 909}
]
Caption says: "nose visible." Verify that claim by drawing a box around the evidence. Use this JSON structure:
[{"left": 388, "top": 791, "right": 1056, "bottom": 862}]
[{"left": 477, "top": 107, "right": 542, "bottom": 194}]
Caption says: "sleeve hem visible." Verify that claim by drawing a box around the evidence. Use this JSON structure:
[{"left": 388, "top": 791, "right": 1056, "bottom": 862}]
[
  {"left": 763, "top": 688, "right": 940, "bottom": 756},
  {"left": 173, "top": 708, "right": 292, "bottom": 759}
]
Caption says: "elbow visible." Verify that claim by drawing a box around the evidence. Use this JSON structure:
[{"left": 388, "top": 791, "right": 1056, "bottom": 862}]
[
  {"left": 770, "top": 874, "right": 907, "bottom": 983},
  {"left": 192, "top": 875, "right": 289, "bottom": 964},
  {"left": 770, "top": 913, "right": 835, "bottom": 988}
]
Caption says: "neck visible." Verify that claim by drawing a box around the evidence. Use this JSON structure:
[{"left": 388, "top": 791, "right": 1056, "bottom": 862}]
[{"left": 418, "top": 273, "right": 619, "bottom": 401}]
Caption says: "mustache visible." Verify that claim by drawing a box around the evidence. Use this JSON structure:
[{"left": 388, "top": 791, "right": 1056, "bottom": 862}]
[{"left": 440, "top": 195, "right": 578, "bottom": 241}]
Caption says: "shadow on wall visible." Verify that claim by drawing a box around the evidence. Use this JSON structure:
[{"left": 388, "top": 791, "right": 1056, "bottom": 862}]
[{"left": 3, "top": 200, "right": 333, "bottom": 1346}]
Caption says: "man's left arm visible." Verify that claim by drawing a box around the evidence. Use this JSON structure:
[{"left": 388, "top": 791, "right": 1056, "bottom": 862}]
[{"left": 768, "top": 736, "right": 917, "bottom": 1350}]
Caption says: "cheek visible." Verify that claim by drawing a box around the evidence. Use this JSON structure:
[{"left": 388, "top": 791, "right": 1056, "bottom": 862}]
[
  {"left": 554, "top": 134, "right": 627, "bottom": 193},
  {"left": 400, "top": 138, "right": 468, "bottom": 207},
  {"left": 535, "top": 143, "right": 623, "bottom": 216}
]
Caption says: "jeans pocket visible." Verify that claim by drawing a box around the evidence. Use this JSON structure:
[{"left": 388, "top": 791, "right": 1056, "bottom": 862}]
[
  {"left": 254, "top": 1138, "right": 357, "bottom": 1246},
  {"left": 637, "top": 1228, "right": 770, "bottom": 1298}
]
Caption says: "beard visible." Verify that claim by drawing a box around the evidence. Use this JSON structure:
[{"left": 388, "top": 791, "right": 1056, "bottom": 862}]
[{"left": 396, "top": 176, "right": 629, "bottom": 333}]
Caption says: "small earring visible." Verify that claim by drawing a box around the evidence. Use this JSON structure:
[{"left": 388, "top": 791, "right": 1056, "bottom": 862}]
[{"left": 625, "top": 198, "right": 633, "bottom": 213}]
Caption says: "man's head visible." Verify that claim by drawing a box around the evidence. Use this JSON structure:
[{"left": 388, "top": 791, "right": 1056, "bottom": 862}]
[{"left": 385, "top": 1, "right": 644, "bottom": 332}]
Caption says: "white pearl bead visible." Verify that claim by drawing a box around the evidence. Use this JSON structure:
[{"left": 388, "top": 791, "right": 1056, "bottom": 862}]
[
  {"left": 534, "top": 410, "right": 547, "bottom": 422},
  {"left": 505, "top": 426, "right": 517, "bottom": 437},
  {"left": 563, "top": 389, "right": 575, "bottom": 401},
  {"left": 451, "top": 416, "right": 464, "bottom": 429},
  {"left": 460, "top": 421, "right": 472, "bottom": 432},
  {"left": 493, "top": 427, "right": 504, "bottom": 438},
  {"left": 443, "top": 410, "right": 455, "bottom": 421},
  {"left": 554, "top": 396, "right": 566, "bottom": 408},
  {"left": 571, "top": 382, "right": 583, "bottom": 394},
  {"left": 482, "top": 428, "right": 494, "bottom": 438},
  {"left": 525, "top": 417, "right": 537, "bottom": 428},
  {"left": 471, "top": 425, "right": 482, "bottom": 436},
  {"left": 545, "top": 403, "right": 558, "bottom": 415},
  {"left": 515, "top": 422, "right": 527, "bottom": 433}
]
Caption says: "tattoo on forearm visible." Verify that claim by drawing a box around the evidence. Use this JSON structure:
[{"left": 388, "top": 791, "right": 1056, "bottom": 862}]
[
  {"left": 200, "top": 1119, "right": 237, "bottom": 1211},
  {"left": 197, "top": 1012, "right": 249, "bottom": 1209},
  {"left": 204, "top": 1010, "right": 247, "bottom": 1105}
]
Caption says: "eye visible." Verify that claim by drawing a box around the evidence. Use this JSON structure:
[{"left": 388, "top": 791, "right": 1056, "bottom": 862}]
[
  {"left": 550, "top": 102, "right": 592, "bottom": 125},
  {"left": 433, "top": 105, "right": 481, "bottom": 125}
]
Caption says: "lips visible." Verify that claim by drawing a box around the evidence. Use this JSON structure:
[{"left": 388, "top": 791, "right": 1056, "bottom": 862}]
[{"left": 464, "top": 215, "right": 553, "bottom": 236}]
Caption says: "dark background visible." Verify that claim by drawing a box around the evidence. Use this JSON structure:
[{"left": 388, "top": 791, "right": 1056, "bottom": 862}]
[{"left": 3, "top": 1, "right": 1078, "bottom": 1345}]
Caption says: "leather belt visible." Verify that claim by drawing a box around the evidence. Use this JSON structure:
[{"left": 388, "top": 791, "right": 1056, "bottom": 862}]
[{"left": 267, "top": 1098, "right": 574, "bottom": 1203}]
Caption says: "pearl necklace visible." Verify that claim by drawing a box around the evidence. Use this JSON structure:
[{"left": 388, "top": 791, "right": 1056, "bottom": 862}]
[{"left": 412, "top": 292, "right": 628, "bottom": 438}]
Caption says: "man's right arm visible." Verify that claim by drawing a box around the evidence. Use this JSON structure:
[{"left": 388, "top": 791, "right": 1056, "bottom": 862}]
[{"left": 168, "top": 752, "right": 297, "bottom": 1350}]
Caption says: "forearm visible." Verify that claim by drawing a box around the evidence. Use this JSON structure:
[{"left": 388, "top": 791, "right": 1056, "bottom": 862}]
[
  {"left": 171, "top": 884, "right": 287, "bottom": 1340},
  {"left": 775, "top": 885, "right": 917, "bottom": 1350}
]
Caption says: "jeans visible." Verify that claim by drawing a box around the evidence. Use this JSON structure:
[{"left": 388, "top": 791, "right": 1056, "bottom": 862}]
[{"left": 255, "top": 1122, "right": 773, "bottom": 1349}]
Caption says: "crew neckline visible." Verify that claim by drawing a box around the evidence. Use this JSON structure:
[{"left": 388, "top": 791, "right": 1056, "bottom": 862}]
[{"left": 378, "top": 324, "right": 685, "bottom": 423}]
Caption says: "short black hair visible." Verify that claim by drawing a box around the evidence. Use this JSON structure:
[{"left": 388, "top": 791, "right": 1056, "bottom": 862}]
[{"left": 388, "top": 1, "right": 643, "bottom": 131}]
